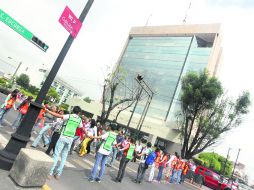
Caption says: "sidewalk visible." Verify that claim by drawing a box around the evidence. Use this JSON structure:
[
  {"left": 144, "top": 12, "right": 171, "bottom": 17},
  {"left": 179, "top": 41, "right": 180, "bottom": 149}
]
[{"left": 0, "top": 169, "right": 42, "bottom": 190}]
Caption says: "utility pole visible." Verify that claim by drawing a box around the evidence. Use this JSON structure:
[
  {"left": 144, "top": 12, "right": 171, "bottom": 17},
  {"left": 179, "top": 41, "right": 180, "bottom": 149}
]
[
  {"left": 230, "top": 149, "right": 241, "bottom": 188},
  {"left": 222, "top": 148, "right": 231, "bottom": 177},
  {"left": 10, "top": 61, "right": 22, "bottom": 86},
  {"left": 0, "top": 0, "right": 94, "bottom": 170}
]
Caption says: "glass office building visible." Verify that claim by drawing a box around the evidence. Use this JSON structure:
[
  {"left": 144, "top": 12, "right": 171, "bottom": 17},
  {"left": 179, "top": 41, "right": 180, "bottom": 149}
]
[{"left": 113, "top": 24, "right": 222, "bottom": 149}]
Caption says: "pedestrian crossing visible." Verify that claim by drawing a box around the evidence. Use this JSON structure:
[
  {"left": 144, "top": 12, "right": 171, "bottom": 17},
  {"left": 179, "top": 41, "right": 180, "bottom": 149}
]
[{"left": 0, "top": 128, "right": 137, "bottom": 174}]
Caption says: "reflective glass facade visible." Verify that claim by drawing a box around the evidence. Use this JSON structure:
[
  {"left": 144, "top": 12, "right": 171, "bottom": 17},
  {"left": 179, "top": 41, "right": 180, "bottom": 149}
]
[{"left": 117, "top": 34, "right": 216, "bottom": 125}]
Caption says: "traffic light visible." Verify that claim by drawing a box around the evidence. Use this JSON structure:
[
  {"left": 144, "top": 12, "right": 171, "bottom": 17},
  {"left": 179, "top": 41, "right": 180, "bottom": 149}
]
[{"left": 31, "top": 35, "right": 49, "bottom": 52}]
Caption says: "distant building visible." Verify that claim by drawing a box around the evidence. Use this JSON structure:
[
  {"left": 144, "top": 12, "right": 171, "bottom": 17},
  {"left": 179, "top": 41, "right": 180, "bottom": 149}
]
[
  {"left": 50, "top": 76, "right": 81, "bottom": 104},
  {"left": 108, "top": 23, "right": 223, "bottom": 153}
]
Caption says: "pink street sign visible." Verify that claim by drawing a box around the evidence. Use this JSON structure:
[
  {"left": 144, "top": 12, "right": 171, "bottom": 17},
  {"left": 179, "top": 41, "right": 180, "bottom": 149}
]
[{"left": 59, "top": 6, "right": 82, "bottom": 38}]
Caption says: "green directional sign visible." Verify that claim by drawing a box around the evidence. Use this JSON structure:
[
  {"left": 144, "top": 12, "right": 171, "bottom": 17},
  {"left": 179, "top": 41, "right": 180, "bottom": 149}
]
[
  {"left": 0, "top": 9, "right": 33, "bottom": 40},
  {"left": 0, "top": 9, "right": 48, "bottom": 52}
]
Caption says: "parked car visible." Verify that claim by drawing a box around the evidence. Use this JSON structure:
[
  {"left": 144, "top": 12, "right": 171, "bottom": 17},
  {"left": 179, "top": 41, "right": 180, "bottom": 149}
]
[{"left": 195, "top": 166, "right": 235, "bottom": 190}]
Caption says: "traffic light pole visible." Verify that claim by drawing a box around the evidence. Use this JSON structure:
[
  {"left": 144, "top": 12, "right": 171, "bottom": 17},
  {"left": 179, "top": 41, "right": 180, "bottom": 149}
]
[{"left": 0, "top": 0, "right": 94, "bottom": 170}]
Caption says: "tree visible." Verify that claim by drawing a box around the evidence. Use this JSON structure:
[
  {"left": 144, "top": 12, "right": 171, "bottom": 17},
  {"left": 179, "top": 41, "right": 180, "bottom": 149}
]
[
  {"left": 28, "top": 85, "right": 39, "bottom": 95},
  {"left": 16, "top": 74, "right": 30, "bottom": 89},
  {"left": 0, "top": 77, "right": 8, "bottom": 88},
  {"left": 100, "top": 67, "right": 139, "bottom": 125},
  {"left": 47, "top": 87, "right": 60, "bottom": 103},
  {"left": 60, "top": 103, "right": 69, "bottom": 111},
  {"left": 178, "top": 70, "right": 251, "bottom": 159},
  {"left": 83, "top": 96, "right": 92, "bottom": 103},
  {"left": 197, "top": 152, "right": 233, "bottom": 177}
]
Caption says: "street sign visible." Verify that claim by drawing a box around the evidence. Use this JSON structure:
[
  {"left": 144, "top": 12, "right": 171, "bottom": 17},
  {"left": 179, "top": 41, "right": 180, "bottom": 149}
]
[
  {"left": 59, "top": 6, "right": 82, "bottom": 38},
  {"left": 0, "top": 9, "right": 48, "bottom": 52},
  {"left": 0, "top": 9, "right": 33, "bottom": 40}
]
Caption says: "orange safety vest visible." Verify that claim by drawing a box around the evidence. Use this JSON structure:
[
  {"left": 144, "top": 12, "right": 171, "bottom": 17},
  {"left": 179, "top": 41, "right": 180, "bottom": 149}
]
[
  {"left": 160, "top": 155, "right": 168, "bottom": 167},
  {"left": 171, "top": 157, "right": 178, "bottom": 168},
  {"left": 6, "top": 97, "right": 16, "bottom": 109},
  {"left": 175, "top": 159, "right": 183, "bottom": 170},
  {"left": 183, "top": 162, "right": 189, "bottom": 175},
  {"left": 38, "top": 109, "right": 45, "bottom": 119},
  {"left": 19, "top": 103, "right": 29, "bottom": 115},
  {"left": 155, "top": 152, "right": 161, "bottom": 163}
]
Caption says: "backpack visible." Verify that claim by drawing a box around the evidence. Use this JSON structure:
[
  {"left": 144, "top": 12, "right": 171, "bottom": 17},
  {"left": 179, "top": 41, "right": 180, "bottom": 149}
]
[{"left": 145, "top": 150, "right": 156, "bottom": 165}]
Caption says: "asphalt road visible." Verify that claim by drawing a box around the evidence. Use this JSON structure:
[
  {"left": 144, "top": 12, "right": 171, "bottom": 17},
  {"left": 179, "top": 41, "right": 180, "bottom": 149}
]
[{"left": 0, "top": 93, "right": 206, "bottom": 190}]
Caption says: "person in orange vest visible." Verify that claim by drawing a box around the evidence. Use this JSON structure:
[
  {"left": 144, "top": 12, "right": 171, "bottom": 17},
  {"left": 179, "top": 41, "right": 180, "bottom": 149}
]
[
  {"left": 175, "top": 156, "right": 184, "bottom": 184},
  {"left": 12, "top": 96, "right": 33, "bottom": 130},
  {"left": 0, "top": 89, "right": 19, "bottom": 125},
  {"left": 170, "top": 154, "right": 180, "bottom": 183},
  {"left": 181, "top": 160, "right": 190, "bottom": 183},
  {"left": 155, "top": 150, "right": 168, "bottom": 183}
]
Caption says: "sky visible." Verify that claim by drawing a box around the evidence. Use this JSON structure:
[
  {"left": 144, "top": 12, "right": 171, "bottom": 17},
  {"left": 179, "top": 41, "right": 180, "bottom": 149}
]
[{"left": 1, "top": 0, "right": 254, "bottom": 183}]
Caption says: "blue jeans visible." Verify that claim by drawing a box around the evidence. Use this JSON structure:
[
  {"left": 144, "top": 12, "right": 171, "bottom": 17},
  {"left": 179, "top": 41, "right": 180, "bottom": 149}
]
[
  {"left": 90, "top": 152, "right": 109, "bottom": 180},
  {"left": 50, "top": 136, "right": 73, "bottom": 176},
  {"left": 107, "top": 147, "right": 118, "bottom": 166},
  {"left": 12, "top": 113, "right": 24, "bottom": 129},
  {"left": 0, "top": 107, "right": 10, "bottom": 124},
  {"left": 32, "top": 124, "right": 51, "bottom": 147},
  {"left": 156, "top": 166, "right": 164, "bottom": 182},
  {"left": 170, "top": 169, "right": 177, "bottom": 183},
  {"left": 176, "top": 169, "right": 182, "bottom": 184}
]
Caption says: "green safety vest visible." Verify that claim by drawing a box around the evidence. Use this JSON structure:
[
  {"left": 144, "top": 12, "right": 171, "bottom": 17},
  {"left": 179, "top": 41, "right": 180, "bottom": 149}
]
[
  {"left": 62, "top": 115, "right": 81, "bottom": 137},
  {"left": 126, "top": 144, "right": 135, "bottom": 160},
  {"left": 103, "top": 132, "right": 116, "bottom": 151}
]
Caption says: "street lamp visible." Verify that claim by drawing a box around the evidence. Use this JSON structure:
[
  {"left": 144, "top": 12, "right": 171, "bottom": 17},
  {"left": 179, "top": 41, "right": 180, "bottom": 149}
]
[
  {"left": 126, "top": 74, "right": 154, "bottom": 140},
  {"left": 0, "top": 0, "right": 94, "bottom": 170},
  {"left": 230, "top": 149, "right": 241, "bottom": 188},
  {"left": 7, "top": 57, "right": 22, "bottom": 86}
]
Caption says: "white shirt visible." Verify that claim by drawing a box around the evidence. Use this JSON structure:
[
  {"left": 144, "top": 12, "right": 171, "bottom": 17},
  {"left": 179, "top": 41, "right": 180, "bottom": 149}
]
[
  {"left": 167, "top": 155, "right": 176, "bottom": 166},
  {"left": 135, "top": 144, "right": 142, "bottom": 152},
  {"left": 141, "top": 148, "right": 152, "bottom": 163},
  {"left": 98, "top": 131, "right": 117, "bottom": 156}
]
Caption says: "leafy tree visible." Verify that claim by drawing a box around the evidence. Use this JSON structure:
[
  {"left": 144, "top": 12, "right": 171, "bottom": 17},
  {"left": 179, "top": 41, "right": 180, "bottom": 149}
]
[
  {"left": 16, "top": 74, "right": 30, "bottom": 89},
  {"left": 83, "top": 96, "right": 92, "bottom": 103},
  {"left": 178, "top": 70, "right": 251, "bottom": 159},
  {"left": 0, "top": 77, "right": 8, "bottom": 88},
  {"left": 198, "top": 152, "right": 233, "bottom": 177},
  {"left": 46, "top": 87, "right": 60, "bottom": 103},
  {"left": 60, "top": 103, "right": 69, "bottom": 111},
  {"left": 28, "top": 85, "right": 39, "bottom": 95}
]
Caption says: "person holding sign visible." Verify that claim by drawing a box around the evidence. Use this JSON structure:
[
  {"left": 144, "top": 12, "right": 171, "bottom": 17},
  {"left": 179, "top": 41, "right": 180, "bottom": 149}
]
[
  {"left": 115, "top": 138, "right": 136, "bottom": 183},
  {"left": 88, "top": 126, "right": 117, "bottom": 183}
]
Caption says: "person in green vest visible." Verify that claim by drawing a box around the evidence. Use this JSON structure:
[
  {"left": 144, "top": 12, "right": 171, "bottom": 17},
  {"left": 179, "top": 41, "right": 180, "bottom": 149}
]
[
  {"left": 45, "top": 106, "right": 84, "bottom": 180},
  {"left": 88, "top": 126, "right": 117, "bottom": 183},
  {"left": 115, "top": 137, "right": 136, "bottom": 183}
]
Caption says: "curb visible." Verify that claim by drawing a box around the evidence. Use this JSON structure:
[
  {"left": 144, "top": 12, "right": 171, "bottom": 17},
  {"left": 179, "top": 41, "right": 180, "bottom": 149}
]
[{"left": 184, "top": 181, "right": 203, "bottom": 190}]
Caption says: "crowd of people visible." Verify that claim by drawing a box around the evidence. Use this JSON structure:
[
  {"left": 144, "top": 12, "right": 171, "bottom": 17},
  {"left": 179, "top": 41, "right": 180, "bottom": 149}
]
[{"left": 0, "top": 89, "right": 198, "bottom": 185}]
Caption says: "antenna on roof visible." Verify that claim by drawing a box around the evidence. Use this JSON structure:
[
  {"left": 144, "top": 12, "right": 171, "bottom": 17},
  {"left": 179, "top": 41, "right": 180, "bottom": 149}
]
[
  {"left": 145, "top": 14, "right": 152, "bottom": 26},
  {"left": 183, "top": 1, "right": 192, "bottom": 24}
]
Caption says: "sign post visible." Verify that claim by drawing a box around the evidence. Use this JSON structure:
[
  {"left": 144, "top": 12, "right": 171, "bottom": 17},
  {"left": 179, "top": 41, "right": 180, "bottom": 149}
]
[{"left": 0, "top": 0, "right": 94, "bottom": 170}]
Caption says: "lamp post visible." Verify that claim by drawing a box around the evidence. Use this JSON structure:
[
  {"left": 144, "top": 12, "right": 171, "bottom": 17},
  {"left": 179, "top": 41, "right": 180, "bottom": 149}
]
[
  {"left": 7, "top": 57, "right": 22, "bottom": 86},
  {"left": 222, "top": 148, "right": 231, "bottom": 177},
  {"left": 230, "top": 149, "right": 241, "bottom": 188},
  {"left": 128, "top": 74, "right": 154, "bottom": 140},
  {"left": 0, "top": 0, "right": 94, "bottom": 170}
]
